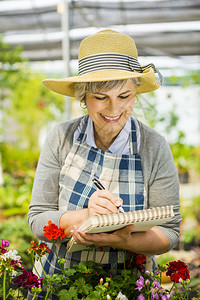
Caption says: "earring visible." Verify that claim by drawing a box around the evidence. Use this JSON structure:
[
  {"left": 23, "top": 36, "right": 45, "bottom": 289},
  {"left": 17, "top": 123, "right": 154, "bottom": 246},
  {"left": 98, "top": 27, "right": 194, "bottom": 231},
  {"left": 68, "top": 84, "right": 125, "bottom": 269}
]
[
  {"left": 135, "top": 95, "right": 139, "bottom": 105},
  {"left": 80, "top": 99, "right": 87, "bottom": 109}
]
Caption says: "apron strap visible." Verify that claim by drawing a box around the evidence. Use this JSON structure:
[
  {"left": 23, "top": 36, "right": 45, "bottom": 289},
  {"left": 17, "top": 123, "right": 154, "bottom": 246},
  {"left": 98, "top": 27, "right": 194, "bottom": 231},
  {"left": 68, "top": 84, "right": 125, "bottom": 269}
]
[
  {"left": 77, "top": 115, "right": 89, "bottom": 142},
  {"left": 77, "top": 115, "right": 138, "bottom": 155},
  {"left": 130, "top": 117, "right": 139, "bottom": 155}
]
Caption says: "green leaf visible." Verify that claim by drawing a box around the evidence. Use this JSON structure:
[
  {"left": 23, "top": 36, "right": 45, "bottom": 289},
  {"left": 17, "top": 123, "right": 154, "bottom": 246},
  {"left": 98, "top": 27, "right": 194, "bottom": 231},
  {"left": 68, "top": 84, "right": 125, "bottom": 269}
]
[
  {"left": 85, "top": 290, "right": 103, "bottom": 299},
  {"left": 75, "top": 261, "right": 93, "bottom": 273},
  {"left": 74, "top": 277, "right": 93, "bottom": 295},
  {"left": 64, "top": 268, "right": 76, "bottom": 277},
  {"left": 0, "top": 285, "right": 3, "bottom": 298},
  {"left": 58, "top": 286, "right": 78, "bottom": 300}
]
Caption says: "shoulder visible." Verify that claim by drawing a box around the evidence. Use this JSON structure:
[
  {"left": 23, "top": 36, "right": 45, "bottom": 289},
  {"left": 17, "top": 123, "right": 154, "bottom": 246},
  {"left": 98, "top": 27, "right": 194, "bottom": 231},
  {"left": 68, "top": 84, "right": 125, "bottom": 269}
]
[
  {"left": 136, "top": 120, "right": 178, "bottom": 191},
  {"left": 47, "top": 116, "right": 84, "bottom": 144},
  {"left": 52, "top": 115, "right": 84, "bottom": 134},
  {"left": 137, "top": 119, "right": 169, "bottom": 154},
  {"left": 43, "top": 116, "right": 84, "bottom": 165},
  {"left": 136, "top": 119, "right": 175, "bottom": 171}
]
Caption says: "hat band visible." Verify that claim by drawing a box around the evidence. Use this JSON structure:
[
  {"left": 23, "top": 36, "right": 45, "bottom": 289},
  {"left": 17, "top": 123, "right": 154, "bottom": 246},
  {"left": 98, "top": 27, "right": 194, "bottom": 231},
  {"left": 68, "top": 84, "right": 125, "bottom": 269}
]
[
  {"left": 78, "top": 53, "right": 163, "bottom": 85},
  {"left": 78, "top": 53, "right": 142, "bottom": 75}
]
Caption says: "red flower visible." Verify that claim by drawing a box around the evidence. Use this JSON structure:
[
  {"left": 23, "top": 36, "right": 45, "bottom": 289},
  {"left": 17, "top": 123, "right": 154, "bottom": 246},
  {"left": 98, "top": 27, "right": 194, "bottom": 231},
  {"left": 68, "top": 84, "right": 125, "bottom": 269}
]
[
  {"left": 166, "top": 260, "right": 190, "bottom": 283},
  {"left": 14, "top": 270, "right": 42, "bottom": 290},
  {"left": 10, "top": 260, "right": 25, "bottom": 271},
  {"left": 37, "top": 101, "right": 46, "bottom": 109},
  {"left": 135, "top": 254, "right": 146, "bottom": 266},
  {"left": 43, "top": 221, "right": 66, "bottom": 240},
  {"left": 125, "top": 253, "right": 146, "bottom": 271},
  {"left": 28, "top": 241, "right": 51, "bottom": 256}
]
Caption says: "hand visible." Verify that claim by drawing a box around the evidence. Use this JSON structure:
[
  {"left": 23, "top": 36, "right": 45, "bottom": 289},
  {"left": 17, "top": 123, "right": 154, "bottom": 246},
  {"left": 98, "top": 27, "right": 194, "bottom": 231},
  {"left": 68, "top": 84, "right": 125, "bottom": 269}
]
[
  {"left": 70, "top": 224, "right": 135, "bottom": 250},
  {"left": 87, "top": 190, "right": 123, "bottom": 217}
]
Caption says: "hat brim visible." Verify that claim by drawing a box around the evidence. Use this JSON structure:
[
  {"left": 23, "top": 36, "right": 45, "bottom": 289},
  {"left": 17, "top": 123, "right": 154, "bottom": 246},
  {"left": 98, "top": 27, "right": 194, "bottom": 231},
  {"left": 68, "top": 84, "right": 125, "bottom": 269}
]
[{"left": 42, "top": 68, "right": 159, "bottom": 97}]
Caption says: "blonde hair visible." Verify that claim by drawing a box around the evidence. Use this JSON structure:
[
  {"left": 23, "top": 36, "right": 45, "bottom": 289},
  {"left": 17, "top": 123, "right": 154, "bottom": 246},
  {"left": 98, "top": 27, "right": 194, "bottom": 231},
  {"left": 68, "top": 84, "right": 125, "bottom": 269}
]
[{"left": 74, "top": 78, "right": 140, "bottom": 103}]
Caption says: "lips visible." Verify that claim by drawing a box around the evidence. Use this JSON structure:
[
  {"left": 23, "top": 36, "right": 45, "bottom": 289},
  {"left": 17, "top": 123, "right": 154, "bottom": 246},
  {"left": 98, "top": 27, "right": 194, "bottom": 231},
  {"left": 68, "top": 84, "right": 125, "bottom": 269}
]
[{"left": 100, "top": 113, "right": 122, "bottom": 122}]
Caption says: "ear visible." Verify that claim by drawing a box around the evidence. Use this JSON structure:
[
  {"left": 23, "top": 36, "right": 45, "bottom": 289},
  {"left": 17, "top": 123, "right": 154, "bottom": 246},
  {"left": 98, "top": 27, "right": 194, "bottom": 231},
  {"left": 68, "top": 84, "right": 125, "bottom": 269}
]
[
  {"left": 135, "top": 95, "right": 139, "bottom": 105},
  {"left": 80, "top": 98, "right": 87, "bottom": 109}
]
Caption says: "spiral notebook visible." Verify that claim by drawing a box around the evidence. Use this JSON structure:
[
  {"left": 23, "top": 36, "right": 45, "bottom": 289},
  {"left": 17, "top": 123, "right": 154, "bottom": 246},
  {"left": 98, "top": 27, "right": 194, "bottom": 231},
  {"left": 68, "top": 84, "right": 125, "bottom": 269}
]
[{"left": 67, "top": 206, "right": 174, "bottom": 252}]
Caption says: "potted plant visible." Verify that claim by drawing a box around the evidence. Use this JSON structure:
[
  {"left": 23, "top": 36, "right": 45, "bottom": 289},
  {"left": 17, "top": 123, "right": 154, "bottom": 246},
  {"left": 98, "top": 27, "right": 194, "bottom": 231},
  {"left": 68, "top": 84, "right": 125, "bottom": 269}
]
[{"left": 1, "top": 222, "right": 199, "bottom": 300}]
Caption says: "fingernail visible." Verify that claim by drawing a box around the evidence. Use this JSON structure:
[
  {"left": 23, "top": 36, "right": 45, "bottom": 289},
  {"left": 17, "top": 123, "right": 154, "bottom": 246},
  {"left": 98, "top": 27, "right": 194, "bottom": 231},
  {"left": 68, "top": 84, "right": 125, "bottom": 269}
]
[
  {"left": 115, "top": 200, "right": 121, "bottom": 207},
  {"left": 70, "top": 230, "right": 74, "bottom": 233}
]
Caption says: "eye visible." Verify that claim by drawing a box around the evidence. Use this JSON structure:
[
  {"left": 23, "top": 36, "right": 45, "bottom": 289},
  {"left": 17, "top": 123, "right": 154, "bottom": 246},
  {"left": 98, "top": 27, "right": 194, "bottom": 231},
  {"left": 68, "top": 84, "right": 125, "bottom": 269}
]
[
  {"left": 119, "top": 95, "right": 130, "bottom": 99},
  {"left": 95, "top": 96, "right": 106, "bottom": 100}
]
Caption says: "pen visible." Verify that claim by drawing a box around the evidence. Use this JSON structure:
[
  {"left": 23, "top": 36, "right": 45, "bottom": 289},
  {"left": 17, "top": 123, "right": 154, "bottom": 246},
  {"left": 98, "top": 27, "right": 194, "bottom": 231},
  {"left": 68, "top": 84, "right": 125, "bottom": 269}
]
[{"left": 92, "top": 178, "right": 124, "bottom": 213}]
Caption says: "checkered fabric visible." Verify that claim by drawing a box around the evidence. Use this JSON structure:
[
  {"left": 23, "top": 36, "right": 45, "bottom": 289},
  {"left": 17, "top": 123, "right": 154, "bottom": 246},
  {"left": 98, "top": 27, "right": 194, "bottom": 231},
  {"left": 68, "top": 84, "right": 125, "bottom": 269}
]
[{"left": 42, "top": 116, "right": 148, "bottom": 276}]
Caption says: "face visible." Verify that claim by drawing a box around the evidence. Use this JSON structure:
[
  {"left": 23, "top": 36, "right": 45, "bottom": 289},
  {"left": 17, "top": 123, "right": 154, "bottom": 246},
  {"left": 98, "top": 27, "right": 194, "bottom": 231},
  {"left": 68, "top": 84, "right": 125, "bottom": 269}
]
[{"left": 85, "top": 80, "right": 137, "bottom": 143}]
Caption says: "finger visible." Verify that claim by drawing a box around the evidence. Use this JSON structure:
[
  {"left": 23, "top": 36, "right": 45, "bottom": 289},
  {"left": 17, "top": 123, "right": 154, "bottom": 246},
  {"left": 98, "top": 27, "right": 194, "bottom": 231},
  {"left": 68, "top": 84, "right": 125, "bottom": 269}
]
[
  {"left": 71, "top": 229, "right": 93, "bottom": 245},
  {"left": 89, "top": 205, "right": 117, "bottom": 215},
  {"left": 116, "top": 197, "right": 123, "bottom": 206},
  {"left": 92, "top": 190, "right": 122, "bottom": 210},
  {"left": 95, "top": 190, "right": 119, "bottom": 204},
  {"left": 89, "top": 196, "right": 118, "bottom": 214},
  {"left": 72, "top": 226, "right": 93, "bottom": 241},
  {"left": 77, "top": 231, "right": 107, "bottom": 247},
  {"left": 114, "top": 224, "right": 135, "bottom": 235},
  {"left": 95, "top": 197, "right": 119, "bottom": 213},
  {"left": 76, "top": 230, "right": 92, "bottom": 241},
  {"left": 123, "top": 224, "right": 135, "bottom": 233}
]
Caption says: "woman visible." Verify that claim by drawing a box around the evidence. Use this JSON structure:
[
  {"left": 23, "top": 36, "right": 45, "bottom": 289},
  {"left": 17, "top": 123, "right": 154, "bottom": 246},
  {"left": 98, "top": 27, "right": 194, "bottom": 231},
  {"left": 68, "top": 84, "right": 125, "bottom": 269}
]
[{"left": 28, "top": 29, "right": 181, "bottom": 297}]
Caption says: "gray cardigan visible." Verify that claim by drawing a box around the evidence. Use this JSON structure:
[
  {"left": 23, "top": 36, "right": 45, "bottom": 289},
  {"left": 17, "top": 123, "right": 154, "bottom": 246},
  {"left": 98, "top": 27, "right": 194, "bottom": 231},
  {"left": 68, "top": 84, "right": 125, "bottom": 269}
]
[{"left": 28, "top": 116, "right": 181, "bottom": 251}]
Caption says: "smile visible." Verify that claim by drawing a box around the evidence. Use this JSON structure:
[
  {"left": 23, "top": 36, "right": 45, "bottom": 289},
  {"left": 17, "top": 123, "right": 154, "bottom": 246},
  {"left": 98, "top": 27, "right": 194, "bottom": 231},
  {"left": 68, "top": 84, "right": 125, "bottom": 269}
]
[{"left": 100, "top": 113, "right": 122, "bottom": 122}]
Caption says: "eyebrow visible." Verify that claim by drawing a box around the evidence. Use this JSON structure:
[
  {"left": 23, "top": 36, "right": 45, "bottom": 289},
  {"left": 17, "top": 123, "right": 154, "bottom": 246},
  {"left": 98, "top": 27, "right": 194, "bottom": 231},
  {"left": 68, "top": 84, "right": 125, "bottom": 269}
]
[
  {"left": 93, "top": 90, "right": 132, "bottom": 96},
  {"left": 119, "top": 90, "right": 132, "bottom": 95},
  {"left": 93, "top": 92, "right": 106, "bottom": 95}
]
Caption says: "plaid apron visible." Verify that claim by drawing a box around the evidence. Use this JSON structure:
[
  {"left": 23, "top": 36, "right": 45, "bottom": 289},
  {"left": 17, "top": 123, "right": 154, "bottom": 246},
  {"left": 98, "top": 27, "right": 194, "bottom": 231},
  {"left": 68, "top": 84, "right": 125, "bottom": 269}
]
[{"left": 40, "top": 116, "right": 153, "bottom": 278}]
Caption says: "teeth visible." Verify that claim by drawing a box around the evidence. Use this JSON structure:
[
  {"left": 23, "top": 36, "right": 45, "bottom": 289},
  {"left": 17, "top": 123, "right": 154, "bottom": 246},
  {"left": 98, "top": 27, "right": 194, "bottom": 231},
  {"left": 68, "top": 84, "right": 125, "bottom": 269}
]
[{"left": 101, "top": 114, "right": 120, "bottom": 120}]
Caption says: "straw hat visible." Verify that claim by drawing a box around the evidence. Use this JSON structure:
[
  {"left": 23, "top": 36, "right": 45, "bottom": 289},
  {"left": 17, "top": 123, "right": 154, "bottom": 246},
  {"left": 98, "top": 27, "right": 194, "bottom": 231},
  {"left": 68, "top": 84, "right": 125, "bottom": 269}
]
[{"left": 42, "top": 29, "right": 162, "bottom": 96}]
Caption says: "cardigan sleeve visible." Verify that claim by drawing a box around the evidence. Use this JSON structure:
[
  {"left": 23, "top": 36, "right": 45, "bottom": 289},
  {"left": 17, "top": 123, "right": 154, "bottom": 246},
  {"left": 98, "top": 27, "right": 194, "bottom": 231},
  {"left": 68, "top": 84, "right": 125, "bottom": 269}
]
[
  {"left": 150, "top": 138, "right": 181, "bottom": 250},
  {"left": 27, "top": 118, "right": 81, "bottom": 242},
  {"left": 139, "top": 122, "right": 181, "bottom": 251},
  {"left": 28, "top": 125, "right": 66, "bottom": 241}
]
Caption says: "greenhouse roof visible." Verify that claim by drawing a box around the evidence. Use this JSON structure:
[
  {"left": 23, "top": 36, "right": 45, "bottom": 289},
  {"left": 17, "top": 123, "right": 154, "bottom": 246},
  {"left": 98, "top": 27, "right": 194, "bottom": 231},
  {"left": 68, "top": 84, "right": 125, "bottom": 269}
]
[{"left": 0, "top": 0, "right": 200, "bottom": 71}]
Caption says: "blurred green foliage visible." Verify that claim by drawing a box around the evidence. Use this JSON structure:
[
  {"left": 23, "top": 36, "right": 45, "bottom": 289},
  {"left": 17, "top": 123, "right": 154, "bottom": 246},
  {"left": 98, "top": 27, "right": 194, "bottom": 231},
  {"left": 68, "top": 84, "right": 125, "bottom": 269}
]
[
  {"left": 0, "top": 37, "right": 25, "bottom": 91},
  {"left": 0, "top": 217, "right": 35, "bottom": 268},
  {"left": 0, "top": 61, "right": 65, "bottom": 175},
  {"left": 0, "top": 171, "right": 34, "bottom": 217},
  {"left": 181, "top": 228, "right": 199, "bottom": 245},
  {"left": 144, "top": 74, "right": 200, "bottom": 179},
  {"left": 169, "top": 71, "right": 200, "bottom": 87},
  {"left": 170, "top": 133, "right": 192, "bottom": 173},
  {"left": 0, "top": 37, "right": 65, "bottom": 175},
  {"left": 0, "top": 38, "right": 65, "bottom": 267},
  {"left": 156, "top": 253, "right": 175, "bottom": 267},
  {"left": 180, "top": 195, "right": 200, "bottom": 245}
]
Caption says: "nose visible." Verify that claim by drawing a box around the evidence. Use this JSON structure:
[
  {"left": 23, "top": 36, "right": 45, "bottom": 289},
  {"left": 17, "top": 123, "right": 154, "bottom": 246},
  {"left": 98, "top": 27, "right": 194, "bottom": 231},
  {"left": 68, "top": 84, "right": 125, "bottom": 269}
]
[{"left": 106, "top": 97, "right": 121, "bottom": 115}]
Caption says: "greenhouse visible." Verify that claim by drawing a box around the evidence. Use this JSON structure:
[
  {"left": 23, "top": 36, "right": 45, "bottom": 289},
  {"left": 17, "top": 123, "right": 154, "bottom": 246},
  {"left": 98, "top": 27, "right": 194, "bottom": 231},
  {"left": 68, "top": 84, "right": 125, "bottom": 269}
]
[{"left": 0, "top": 0, "right": 200, "bottom": 299}]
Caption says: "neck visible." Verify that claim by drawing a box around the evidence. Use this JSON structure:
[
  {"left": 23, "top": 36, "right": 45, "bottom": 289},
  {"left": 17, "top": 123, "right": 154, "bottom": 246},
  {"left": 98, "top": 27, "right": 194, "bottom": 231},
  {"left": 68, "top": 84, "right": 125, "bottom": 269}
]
[{"left": 94, "top": 129, "right": 118, "bottom": 151}]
